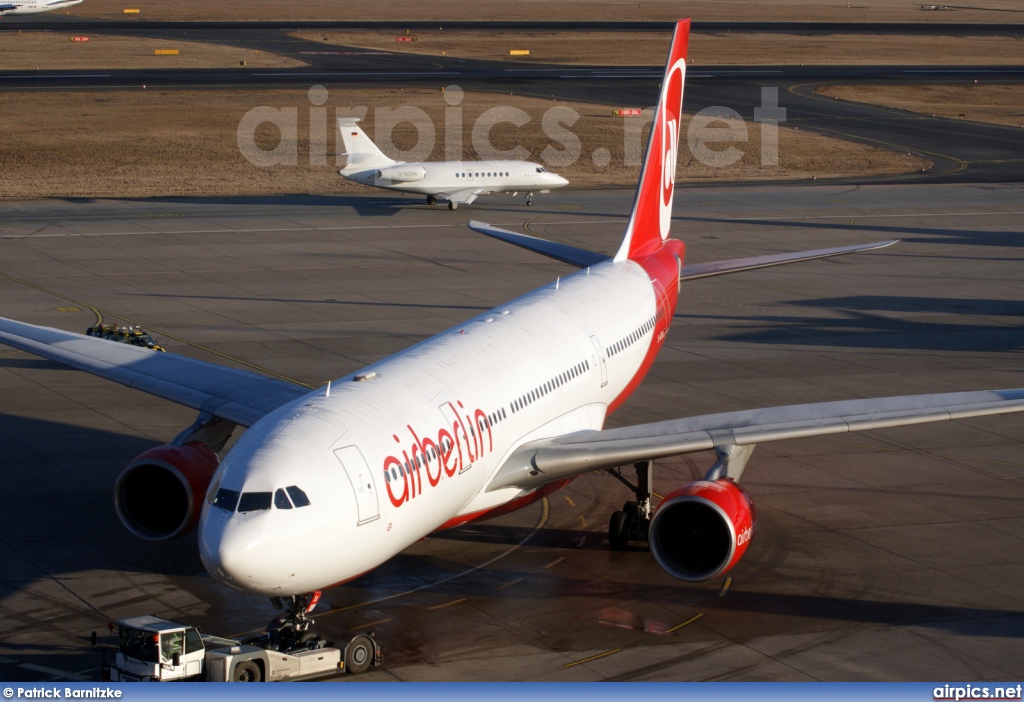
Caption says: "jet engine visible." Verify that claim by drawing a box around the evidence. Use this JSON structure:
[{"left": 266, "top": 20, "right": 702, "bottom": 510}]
[
  {"left": 376, "top": 165, "right": 426, "bottom": 182},
  {"left": 113, "top": 442, "right": 220, "bottom": 541},
  {"left": 648, "top": 478, "right": 756, "bottom": 581}
]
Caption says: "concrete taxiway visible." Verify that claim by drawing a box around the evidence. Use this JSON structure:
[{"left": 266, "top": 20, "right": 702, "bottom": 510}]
[{"left": 0, "top": 182, "right": 1022, "bottom": 681}]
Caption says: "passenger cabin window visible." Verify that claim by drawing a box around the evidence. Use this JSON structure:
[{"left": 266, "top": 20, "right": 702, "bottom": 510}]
[
  {"left": 286, "top": 485, "right": 311, "bottom": 507},
  {"left": 212, "top": 488, "right": 240, "bottom": 512},
  {"left": 237, "top": 492, "right": 272, "bottom": 513}
]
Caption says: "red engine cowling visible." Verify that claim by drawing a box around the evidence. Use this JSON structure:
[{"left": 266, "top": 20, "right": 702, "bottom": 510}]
[
  {"left": 648, "top": 478, "right": 756, "bottom": 582},
  {"left": 113, "top": 442, "right": 220, "bottom": 541}
]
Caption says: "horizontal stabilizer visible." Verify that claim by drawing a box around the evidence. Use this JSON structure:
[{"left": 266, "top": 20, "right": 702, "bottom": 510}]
[
  {"left": 679, "top": 239, "right": 899, "bottom": 281},
  {"left": 467, "top": 220, "right": 609, "bottom": 269},
  {"left": 488, "top": 387, "right": 1024, "bottom": 491}
]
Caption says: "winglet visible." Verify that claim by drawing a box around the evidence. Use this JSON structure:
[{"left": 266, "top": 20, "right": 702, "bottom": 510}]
[{"left": 613, "top": 19, "right": 690, "bottom": 263}]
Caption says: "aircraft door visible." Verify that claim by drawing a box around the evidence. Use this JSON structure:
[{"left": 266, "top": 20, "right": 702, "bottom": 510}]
[
  {"left": 590, "top": 335, "right": 608, "bottom": 387},
  {"left": 333, "top": 445, "right": 380, "bottom": 525}
]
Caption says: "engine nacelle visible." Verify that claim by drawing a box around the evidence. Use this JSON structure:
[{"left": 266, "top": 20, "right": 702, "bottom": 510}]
[
  {"left": 649, "top": 478, "right": 756, "bottom": 582},
  {"left": 113, "top": 442, "right": 220, "bottom": 541},
  {"left": 376, "top": 165, "right": 426, "bottom": 182}
]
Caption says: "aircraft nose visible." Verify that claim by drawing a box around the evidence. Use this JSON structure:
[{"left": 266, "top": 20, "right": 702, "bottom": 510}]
[
  {"left": 199, "top": 518, "right": 265, "bottom": 591},
  {"left": 553, "top": 174, "right": 569, "bottom": 187}
]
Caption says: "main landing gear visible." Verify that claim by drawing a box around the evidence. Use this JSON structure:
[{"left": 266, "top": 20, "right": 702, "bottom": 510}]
[
  {"left": 448, "top": 201, "right": 458, "bottom": 210},
  {"left": 426, "top": 195, "right": 437, "bottom": 206},
  {"left": 607, "top": 461, "right": 653, "bottom": 550}
]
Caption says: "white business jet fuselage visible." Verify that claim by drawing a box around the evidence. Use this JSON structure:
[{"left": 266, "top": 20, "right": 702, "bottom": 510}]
[
  {"left": 0, "top": 0, "right": 82, "bottom": 15},
  {"left": 337, "top": 119, "right": 568, "bottom": 209}
]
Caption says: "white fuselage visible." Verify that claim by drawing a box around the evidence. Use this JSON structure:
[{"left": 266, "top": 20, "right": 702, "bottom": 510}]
[
  {"left": 341, "top": 159, "right": 568, "bottom": 199},
  {"left": 199, "top": 258, "right": 668, "bottom": 596},
  {"left": 0, "top": 0, "right": 82, "bottom": 14}
]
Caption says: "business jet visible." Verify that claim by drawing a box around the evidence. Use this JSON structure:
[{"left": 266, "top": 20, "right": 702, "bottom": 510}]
[
  {"left": 1, "top": 20, "right": 1023, "bottom": 640},
  {"left": 0, "top": 0, "right": 82, "bottom": 15},
  {"left": 337, "top": 118, "right": 569, "bottom": 209}
]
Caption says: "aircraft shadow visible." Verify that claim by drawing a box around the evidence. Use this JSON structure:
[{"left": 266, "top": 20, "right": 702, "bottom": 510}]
[
  {"left": 677, "top": 295, "right": 1024, "bottom": 352},
  {"left": 338, "top": 552, "right": 1024, "bottom": 640},
  {"left": 680, "top": 214, "right": 1024, "bottom": 251}
]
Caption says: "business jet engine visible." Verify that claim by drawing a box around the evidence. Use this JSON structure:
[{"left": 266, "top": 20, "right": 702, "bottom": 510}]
[
  {"left": 113, "top": 442, "right": 220, "bottom": 541},
  {"left": 376, "top": 165, "right": 426, "bottom": 182},
  {"left": 648, "top": 478, "right": 756, "bottom": 581}
]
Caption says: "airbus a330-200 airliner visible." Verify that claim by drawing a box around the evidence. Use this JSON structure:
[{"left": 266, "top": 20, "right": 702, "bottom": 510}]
[{"left": 1, "top": 20, "right": 1022, "bottom": 645}]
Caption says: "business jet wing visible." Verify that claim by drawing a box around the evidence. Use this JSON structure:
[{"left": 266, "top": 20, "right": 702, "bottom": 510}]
[
  {"left": 487, "top": 388, "right": 1024, "bottom": 491},
  {"left": 0, "top": 317, "right": 308, "bottom": 427},
  {"left": 441, "top": 188, "right": 484, "bottom": 206},
  {"left": 0, "top": 3, "right": 23, "bottom": 9}
]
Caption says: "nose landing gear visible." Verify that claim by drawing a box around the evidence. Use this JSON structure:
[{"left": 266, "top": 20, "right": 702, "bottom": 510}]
[
  {"left": 254, "top": 592, "right": 324, "bottom": 652},
  {"left": 526, "top": 192, "right": 534, "bottom": 206}
]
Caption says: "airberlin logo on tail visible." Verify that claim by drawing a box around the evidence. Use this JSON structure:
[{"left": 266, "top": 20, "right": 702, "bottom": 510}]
[
  {"left": 658, "top": 57, "right": 686, "bottom": 242},
  {"left": 382, "top": 401, "right": 492, "bottom": 508}
]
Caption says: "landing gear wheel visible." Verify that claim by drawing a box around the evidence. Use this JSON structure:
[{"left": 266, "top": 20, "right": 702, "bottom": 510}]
[
  {"left": 345, "top": 634, "right": 374, "bottom": 674},
  {"left": 448, "top": 201, "right": 458, "bottom": 210},
  {"left": 526, "top": 198, "right": 534, "bottom": 206},
  {"left": 609, "top": 509, "right": 631, "bottom": 550},
  {"left": 298, "top": 630, "right": 321, "bottom": 650},
  {"left": 426, "top": 195, "right": 437, "bottom": 205},
  {"left": 233, "top": 661, "right": 261, "bottom": 682}
]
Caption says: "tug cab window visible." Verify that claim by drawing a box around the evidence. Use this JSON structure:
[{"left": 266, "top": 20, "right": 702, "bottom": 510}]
[{"left": 161, "top": 631, "right": 183, "bottom": 663}]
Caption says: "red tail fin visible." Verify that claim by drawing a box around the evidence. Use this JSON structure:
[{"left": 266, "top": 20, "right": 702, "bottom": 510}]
[{"left": 614, "top": 19, "right": 690, "bottom": 262}]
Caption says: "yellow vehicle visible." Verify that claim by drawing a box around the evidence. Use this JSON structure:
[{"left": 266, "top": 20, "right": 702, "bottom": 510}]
[{"left": 84, "top": 324, "right": 165, "bottom": 352}]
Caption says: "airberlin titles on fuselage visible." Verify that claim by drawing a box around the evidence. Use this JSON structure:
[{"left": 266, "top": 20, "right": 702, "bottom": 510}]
[{"left": 382, "top": 400, "right": 492, "bottom": 507}]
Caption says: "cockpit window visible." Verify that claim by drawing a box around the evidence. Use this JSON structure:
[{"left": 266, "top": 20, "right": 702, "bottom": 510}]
[
  {"left": 286, "top": 485, "right": 311, "bottom": 508},
  {"left": 212, "top": 488, "right": 240, "bottom": 512},
  {"left": 237, "top": 492, "right": 272, "bottom": 513},
  {"left": 536, "top": 166, "right": 549, "bottom": 173},
  {"left": 274, "top": 489, "right": 293, "bottom": 510}
]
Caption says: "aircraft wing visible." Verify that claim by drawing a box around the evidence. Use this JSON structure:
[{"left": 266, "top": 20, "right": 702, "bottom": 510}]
[
  {"left": 487, "top": 388, "right": 1024, "bottom": 491},
  {"left": 468, "top": 221, "right": 610, "bottom": 268},
  {"left": 441, "top": 188, "right": 484, "bottom": 205},
  {"left": 0, "top": 317, "right": 309, "bottom": 427},
  {"left": 0, "top": 3, "right": 22, "bottom": 9}
]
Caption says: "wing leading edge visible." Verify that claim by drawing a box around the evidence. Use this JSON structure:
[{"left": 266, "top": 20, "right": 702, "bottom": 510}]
[
  {"left": 488, "top": 388, "right": 1024, "bottom": 491},
  {"left": 0, "top": 317, "right": 309, "bottom": 427}
]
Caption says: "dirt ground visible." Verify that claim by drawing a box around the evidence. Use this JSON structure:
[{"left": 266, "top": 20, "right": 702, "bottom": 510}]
[
  {"left": 0, "top": 87, "right": 927, "bottom": 200},
  {"left": 63, "top": 0, "right": 1024, "bottom": 23},
  {"left": 0, "top": 32, "right": 304, "bottom": 71},
  {"left": 294, "top": 30, "right": 1024, "bottom": 66},
  {"left": 815, "top": 84, "right": 1024, "bottom": 128}
]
